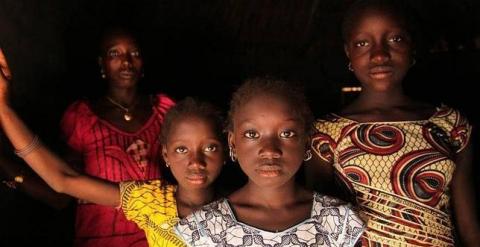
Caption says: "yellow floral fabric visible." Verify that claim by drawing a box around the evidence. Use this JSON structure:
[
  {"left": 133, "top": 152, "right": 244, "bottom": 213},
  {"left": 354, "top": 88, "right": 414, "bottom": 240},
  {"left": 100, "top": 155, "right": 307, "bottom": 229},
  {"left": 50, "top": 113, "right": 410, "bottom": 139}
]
[
  {"left": 120, "top": 180, "right": 187, "bottom": 247},
  {"left": 311, "top": 106, "right": 471, "bottom": 247}
]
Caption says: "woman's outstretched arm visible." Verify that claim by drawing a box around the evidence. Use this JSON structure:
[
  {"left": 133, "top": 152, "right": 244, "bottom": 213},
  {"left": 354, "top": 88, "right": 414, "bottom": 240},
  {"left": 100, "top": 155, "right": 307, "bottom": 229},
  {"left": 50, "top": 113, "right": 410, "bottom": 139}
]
[{"left": 0, "top": 48, "right": 119, "bottom": 207}]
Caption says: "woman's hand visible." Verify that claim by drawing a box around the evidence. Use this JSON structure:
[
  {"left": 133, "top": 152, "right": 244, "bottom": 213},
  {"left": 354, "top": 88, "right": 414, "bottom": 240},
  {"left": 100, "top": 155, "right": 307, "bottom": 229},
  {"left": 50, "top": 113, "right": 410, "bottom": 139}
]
[{"left": 0, "top": 48, "right": 12, "bottom": 104}]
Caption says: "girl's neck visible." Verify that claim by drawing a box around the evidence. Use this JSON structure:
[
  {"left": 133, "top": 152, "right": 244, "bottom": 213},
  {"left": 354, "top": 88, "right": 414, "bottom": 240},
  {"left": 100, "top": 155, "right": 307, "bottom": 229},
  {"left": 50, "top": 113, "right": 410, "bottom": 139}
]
[
  {"left": 175, "top": 186, "right": 215, "bottom": 217},
  {"left": 354, "top": 88, "right": 412, "bottom": 110},
  {"left": 239, "top": 180, "right": 307, "bottom": 209}
]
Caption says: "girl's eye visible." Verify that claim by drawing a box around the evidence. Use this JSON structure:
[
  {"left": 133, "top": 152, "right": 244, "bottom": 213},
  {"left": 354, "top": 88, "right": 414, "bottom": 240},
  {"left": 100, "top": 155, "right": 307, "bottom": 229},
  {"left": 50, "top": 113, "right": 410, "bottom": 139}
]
[
  {"left": 389, "top": 36, "right": 403, "bottom": 43},
  {"left": 107, "top": 50, "right": 120, "bottom": 58},
  {"left": 204, "top": 144, "right": 218, "bottom": 152},
  {"left": 280, "top": 130, "right": 296, "bottom": 138},
  {"left": 130, "top": 50, "right": 141, "bottom": 57},
  {"left": 175, "top": 147, "right": 188, "bottom": 154},
  {"left": 244, "top": 130, "right": 260, "bottom": 139},
  {"left": 354, "top": 41, "right": 369, "bottom": 47}
]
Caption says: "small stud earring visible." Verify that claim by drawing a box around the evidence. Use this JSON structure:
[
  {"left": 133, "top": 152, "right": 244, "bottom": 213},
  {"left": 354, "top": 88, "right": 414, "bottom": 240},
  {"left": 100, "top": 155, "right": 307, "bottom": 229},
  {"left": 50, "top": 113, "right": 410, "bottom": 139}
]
[{"left": 348, "top": 62, "right": 354, "bottom": 72}]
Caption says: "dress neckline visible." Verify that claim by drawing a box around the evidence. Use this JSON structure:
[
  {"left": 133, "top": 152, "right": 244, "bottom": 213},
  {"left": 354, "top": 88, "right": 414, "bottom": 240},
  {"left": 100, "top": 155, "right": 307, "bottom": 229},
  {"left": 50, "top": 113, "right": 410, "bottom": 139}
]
[
  {"left": 84, "top": 96, "right": 159, "bottom": 136},
  {"left": 330, "top": 106, "right": 443, "bottom": 124},
  {"left": 222, "top": 192, "right": 318, "bottom": 234}
]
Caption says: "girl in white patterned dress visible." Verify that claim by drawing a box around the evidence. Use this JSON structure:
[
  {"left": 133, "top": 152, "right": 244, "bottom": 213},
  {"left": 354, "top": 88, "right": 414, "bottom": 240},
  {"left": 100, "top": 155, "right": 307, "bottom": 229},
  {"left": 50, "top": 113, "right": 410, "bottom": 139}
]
[{"left": 176, "top": 77, "right": 365, "bottom": 247}]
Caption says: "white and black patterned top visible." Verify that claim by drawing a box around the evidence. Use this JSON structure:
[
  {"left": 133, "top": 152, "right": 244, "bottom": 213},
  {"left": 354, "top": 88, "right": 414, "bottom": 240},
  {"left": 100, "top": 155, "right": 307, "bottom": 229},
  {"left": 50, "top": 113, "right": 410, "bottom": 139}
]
[{"left": 175, "top": 193, "right": 365, "bottom": 247}]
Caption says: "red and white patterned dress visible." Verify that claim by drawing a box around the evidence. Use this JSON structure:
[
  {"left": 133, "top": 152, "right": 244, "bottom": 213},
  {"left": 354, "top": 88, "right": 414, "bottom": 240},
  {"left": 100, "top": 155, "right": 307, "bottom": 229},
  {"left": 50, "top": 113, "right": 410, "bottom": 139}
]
[
  {"left": 61, "top": 94, "right": 175, "bottom": 247},
  {"left": 311, "top": 105, "right": 471, "bottom": 247}
]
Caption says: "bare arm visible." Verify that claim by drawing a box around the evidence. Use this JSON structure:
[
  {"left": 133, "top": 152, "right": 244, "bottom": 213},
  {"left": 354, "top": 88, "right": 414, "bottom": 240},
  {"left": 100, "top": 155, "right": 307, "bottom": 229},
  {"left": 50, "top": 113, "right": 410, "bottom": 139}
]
[
  {"left": 0, "top": 48, "right": 119, "bottom": 207},
  {"left": 451, "top": 142, "right": 480, "bottom": 246}
]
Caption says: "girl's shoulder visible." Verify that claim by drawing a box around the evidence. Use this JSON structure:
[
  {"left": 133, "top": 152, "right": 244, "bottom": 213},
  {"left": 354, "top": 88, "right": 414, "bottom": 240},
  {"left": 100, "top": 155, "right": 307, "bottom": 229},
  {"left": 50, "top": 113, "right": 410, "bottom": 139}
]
[
  {"left": 152, "top": 93, "right": 175, "bottom": 113},
  {"left": 428, "top": 104, "right": 472, "bottom": 153}
]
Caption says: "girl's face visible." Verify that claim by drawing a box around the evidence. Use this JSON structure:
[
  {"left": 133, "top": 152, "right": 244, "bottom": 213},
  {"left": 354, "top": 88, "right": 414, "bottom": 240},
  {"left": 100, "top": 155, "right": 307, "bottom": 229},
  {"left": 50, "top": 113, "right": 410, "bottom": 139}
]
[
  {"left": 99, "top": 34, "right": 143, "bottom": 90},
  {"left": 162, "top": 116, "right": 224, "bottom": 190},
  {"left": 344, "top": 9, "right": 413, "bottom": 91},
  {"left": 228, "top": 94, "right": 307, "bottom": 188}
]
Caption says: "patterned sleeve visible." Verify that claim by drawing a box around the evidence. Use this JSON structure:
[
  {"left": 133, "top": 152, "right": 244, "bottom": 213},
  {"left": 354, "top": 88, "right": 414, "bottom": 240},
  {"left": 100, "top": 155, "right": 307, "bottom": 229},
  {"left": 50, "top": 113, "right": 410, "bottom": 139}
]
[
  {"left": 120, "top": 180, "right": 176, "bottom": 229},
  {"left": 431, "top": 106, "right": 472, "bottom": 153},
  {"left": 311, "top": 118, "right": 337, "bottom": 163},
  {"left": 60, "top": 100, "right": 96, "bottom": 153}
]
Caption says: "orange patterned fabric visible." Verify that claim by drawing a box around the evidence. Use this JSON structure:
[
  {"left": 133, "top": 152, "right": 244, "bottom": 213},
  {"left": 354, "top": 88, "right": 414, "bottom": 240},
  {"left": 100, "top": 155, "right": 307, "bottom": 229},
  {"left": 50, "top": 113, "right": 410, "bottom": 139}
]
[{"left": 311, "top": 105, "right": 471, "bottom": 247}]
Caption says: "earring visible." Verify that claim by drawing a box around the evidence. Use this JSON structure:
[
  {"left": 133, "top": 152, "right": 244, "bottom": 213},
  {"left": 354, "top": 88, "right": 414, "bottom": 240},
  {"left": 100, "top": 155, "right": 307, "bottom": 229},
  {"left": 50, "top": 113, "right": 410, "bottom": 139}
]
[
  {"left": 229, "top": 146, "right": 237, "bottom": 162},
  {"left": 100, "top": 69, "right": 106, "bottom": 79},
  {"left": 348, "top": 62, "right": 354, "bottom": 72},
  {"left": 165, "top": 162, "right": 170, "bottom": 168},
  {"left": 411, "top": 58, "right": 416, "bottom": 67},
  {"left": 304, "top": 150, "right": 312, "bottom": 161}
]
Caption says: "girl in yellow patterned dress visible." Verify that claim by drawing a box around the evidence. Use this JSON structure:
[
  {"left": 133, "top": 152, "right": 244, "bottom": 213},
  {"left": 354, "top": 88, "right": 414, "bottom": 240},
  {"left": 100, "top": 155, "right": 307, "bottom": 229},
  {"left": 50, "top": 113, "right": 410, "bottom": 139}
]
[
  {"left": 0, "top": 51, "right": 225, "bottom": 246},
  {"left": 308, "top": 0, "right": 480, "bottom": 246}
]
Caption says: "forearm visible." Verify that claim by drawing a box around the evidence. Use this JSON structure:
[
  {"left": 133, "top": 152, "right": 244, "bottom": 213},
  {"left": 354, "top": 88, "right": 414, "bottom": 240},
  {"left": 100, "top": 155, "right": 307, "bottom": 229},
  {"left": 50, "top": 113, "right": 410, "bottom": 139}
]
[
  {"left": 0, "top": 102, "right": 120, "bottom": 206},
  {"left": 0, "top": 49, "right": 119, "bottom": 206},
  {"left": 0, "top": 104, "right": 78, "bottom": 192}
]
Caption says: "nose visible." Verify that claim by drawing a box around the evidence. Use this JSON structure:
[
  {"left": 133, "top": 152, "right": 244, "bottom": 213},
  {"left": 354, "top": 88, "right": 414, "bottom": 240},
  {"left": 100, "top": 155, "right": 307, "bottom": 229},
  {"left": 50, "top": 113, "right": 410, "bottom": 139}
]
[
  {"left": 259, "top": 136, "right": 282, "bottom": 159},
  {"left": 121, "top": 54, "right": 133, "bottom": 67},
  {"left": 370, "top": 42, "right": 391, "bottom": 64},
  {"left": 188, "top": 150, "right": 207, "bottom": 169}
]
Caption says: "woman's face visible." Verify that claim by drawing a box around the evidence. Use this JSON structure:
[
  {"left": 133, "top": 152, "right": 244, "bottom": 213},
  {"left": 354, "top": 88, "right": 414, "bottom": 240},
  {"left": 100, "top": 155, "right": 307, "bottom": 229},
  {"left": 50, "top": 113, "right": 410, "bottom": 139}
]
[
  {"left": 344, "top": 9, "right": 413, "bottom": 92},
  {"left": 99, "top": 34, "right": 143, "bottom": 90},
  {"left": 228, "top": 94, "right": 307, "bottom": 189},
  {"left": 162, "top": 116, "right": 224, "bottom": 190}
]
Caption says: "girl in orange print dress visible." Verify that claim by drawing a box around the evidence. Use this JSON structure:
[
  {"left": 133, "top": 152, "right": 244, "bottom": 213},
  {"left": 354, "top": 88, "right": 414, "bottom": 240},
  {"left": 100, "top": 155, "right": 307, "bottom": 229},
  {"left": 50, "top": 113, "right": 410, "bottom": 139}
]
[{"left": 308, "top": 0, "right": 479, "bottom": 246}]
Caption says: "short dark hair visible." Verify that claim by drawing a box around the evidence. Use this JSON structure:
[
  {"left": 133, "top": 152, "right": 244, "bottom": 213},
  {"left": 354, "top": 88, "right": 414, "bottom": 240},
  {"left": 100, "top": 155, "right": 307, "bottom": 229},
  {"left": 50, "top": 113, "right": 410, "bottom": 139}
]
[
  {"left": 342, "top": 0, "right": 421, "bottom": 47},
  {"left": 227, "top": 76, "right": 313, "bottom": 135},
  {"left": 160, "top": 97, "right": 225, "bottom": 146}
]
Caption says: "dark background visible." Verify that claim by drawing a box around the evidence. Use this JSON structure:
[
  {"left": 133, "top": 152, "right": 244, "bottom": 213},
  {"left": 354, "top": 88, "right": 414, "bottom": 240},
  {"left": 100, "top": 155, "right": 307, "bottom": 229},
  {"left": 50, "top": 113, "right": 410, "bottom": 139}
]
[{"left": 0, "top": 0, "right": 479, "bottom": 245}]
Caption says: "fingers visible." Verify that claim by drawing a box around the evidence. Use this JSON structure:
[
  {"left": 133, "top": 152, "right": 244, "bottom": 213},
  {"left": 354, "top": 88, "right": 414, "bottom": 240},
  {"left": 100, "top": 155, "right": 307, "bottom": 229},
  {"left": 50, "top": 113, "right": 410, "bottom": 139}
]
[{"left": 0, "top": 48, "right": 12, "bottom": 80}]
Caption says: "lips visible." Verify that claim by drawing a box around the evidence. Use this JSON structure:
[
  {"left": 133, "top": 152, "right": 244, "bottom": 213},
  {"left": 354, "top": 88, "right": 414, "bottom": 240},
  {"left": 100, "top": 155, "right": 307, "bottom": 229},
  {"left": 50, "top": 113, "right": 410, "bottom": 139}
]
[
  {"left": 255, "top": 159, "right": 283, "bottom": 177},
  {"left": 119, "top": 70, "right": 137, "bottom": 78},
  {"left": 369, "top": 65, "right": 393, "bottom": 78},
  {"left": 186, "top": 173, "right": 207, "bottom": 184}
]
